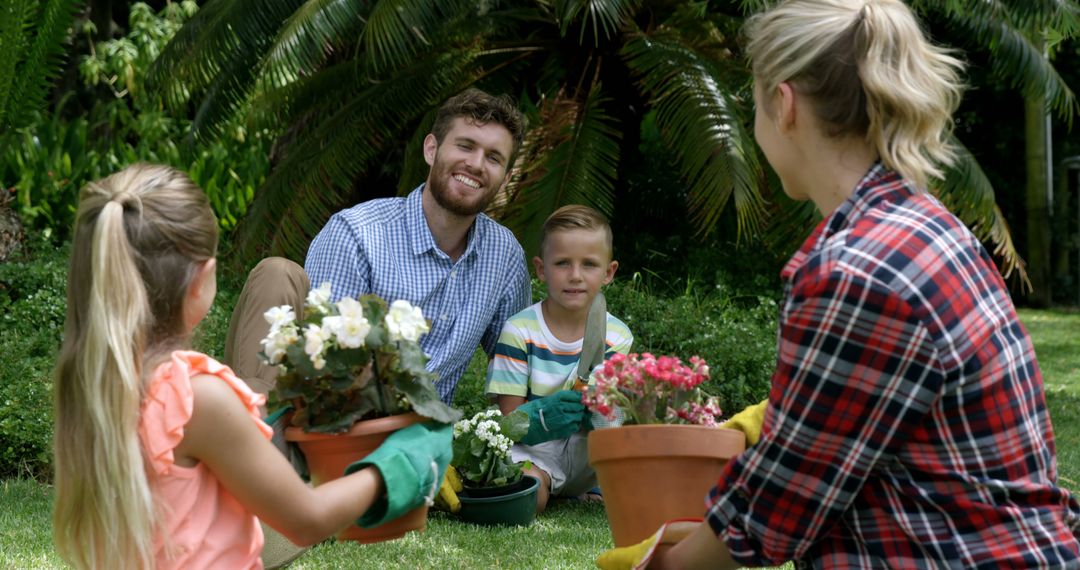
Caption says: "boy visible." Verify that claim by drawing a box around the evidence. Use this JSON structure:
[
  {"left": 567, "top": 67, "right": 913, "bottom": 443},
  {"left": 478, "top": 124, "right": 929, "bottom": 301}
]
[{"left": 486, "top": 205, "right": 633, "bottom": 512}]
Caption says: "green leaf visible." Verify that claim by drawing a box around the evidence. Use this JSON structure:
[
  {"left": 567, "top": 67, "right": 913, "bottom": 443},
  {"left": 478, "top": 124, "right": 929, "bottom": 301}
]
[{"left": 498, "top": 409, "right": 530, "bottom": 442}]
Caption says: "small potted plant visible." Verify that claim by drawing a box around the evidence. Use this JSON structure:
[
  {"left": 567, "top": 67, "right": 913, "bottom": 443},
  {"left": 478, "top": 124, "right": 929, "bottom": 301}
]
[
  {"left": 450, "top": 408, "right": 539, "bottom": 526},
  {"left": 582, "top": 353, "right": 745, "bottom": 547},
  {"left": 260, "top": 282, "right": 462, "bottom": 542}
]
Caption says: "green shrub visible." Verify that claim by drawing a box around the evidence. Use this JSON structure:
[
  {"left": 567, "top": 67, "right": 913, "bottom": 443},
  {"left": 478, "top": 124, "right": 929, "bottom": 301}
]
[
  {"left": 604, "top": 277, "right": 778, "bottom": 415},
  {"left": 0, "top": 237, "right": 67, "bottom": 480}
]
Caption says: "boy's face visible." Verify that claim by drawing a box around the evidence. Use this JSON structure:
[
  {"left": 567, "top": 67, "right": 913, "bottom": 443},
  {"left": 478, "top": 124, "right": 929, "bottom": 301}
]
[{"left": 533, "top": 228, "right": 618, "bottom": 314}]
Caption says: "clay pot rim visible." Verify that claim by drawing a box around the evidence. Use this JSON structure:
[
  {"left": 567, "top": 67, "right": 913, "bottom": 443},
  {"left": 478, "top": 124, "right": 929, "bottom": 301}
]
[
  {"left": 587, "top": 424, "right": 745, "bottom": 463},
  {"left": 283, "top": 411, "right": 424, "bottom": 442}
]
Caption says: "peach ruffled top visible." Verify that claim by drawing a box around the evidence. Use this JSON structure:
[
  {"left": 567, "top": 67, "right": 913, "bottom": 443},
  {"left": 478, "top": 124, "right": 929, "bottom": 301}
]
[{"left": 139, "top": 351, "right": 272, "bottom": 570}]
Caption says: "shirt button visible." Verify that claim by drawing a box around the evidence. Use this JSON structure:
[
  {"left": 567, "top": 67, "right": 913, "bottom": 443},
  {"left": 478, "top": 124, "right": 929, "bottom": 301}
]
[{"left": 441, "top": 314, "right": 448, "bottom": 320}]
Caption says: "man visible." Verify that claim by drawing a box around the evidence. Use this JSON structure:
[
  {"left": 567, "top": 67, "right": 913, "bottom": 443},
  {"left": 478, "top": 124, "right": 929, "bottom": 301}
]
[{"left": 225, "top": 88, "right": 531, "bottom": 405}]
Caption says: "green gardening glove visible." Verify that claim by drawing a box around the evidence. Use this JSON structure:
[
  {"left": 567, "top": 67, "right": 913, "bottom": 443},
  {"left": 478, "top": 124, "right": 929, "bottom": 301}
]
[
  {"left": 344, "top": 422, "right": 452, "bottom": 528},
  {"left": 518, "top": 390, "right": 587, "bottom": 445}
]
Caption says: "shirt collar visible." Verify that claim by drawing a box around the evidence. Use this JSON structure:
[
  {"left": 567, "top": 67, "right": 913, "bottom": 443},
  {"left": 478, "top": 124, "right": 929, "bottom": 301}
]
[
  {"left": 407, "top": 184, "right": 481, "bottom": 260},
  {"left": 780, "top": 162, "right": 912, "bottom": 281}
]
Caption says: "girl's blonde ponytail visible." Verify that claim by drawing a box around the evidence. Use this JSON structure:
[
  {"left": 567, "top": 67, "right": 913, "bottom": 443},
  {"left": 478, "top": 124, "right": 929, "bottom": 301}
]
[{"left": 53, "top": 164, "right": 218, "bottom": 569}]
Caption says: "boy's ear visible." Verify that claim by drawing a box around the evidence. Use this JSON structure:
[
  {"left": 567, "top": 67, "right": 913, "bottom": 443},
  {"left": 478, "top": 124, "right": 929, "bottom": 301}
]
[
  {"left": 603, "top": 260, "right": 618, "bottom": 285},
  {"left": 532, "top": 256, "right": 546, "bottom": 281}
]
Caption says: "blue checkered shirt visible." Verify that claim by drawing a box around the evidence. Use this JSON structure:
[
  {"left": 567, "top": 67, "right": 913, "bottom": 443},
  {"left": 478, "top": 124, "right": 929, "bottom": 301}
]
[{"left": 305, "top": 186, "right": 532, "bottom": 403}]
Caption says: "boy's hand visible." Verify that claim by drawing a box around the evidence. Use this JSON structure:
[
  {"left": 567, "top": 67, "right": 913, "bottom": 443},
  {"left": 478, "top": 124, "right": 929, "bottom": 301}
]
[{"left": 519, "top": 390, "right": 586, "bottom": 445}]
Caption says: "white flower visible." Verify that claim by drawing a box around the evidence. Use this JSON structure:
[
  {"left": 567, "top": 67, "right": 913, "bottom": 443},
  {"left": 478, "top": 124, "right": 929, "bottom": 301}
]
[
  {"left": 306, "top": 282, "right": 333, "bottom": 312},
  {"left": 263, "top": 305, "right": 295, "bottom": 333},
  {"left": 331, "top": 298, "right": 371, "bottom": 348},
  {"left": 304, "top": 324, "right": 332, "bottom": 368},
  {"left": 260, "top": 324, "right": 298, "bottom": 365},
  {"left": 385, "top": 300, "right": 429, "bottom": 342}
]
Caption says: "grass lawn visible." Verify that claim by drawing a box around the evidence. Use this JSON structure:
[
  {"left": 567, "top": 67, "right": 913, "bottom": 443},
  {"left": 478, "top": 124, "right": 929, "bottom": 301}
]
[{"left": 2, "top": 310, "right": 1077, "bottom": 568}]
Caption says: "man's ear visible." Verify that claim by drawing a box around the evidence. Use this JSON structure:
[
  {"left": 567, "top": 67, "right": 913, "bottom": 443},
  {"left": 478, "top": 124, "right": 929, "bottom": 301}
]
[
  {"left": 423, "top": 133, "right": 438, "bottom": 167},
  {"left": 532, "top": 256, "right": 546, "bottom": 281},
  {"left": 602, "top": 260, "right": 618, "bottom": 285}
]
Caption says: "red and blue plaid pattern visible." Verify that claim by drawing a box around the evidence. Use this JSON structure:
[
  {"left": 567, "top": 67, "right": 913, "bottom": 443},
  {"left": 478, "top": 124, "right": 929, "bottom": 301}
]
[{"left": 705, "top": 164, "right": 1080, "bottom": 569}]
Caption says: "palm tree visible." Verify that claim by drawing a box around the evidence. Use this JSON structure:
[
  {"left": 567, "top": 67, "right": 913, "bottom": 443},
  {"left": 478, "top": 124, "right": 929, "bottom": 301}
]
[
  {"left": 0, "top": 0, "right": 82, "bottom": 139},
  {"left": 149, "top": 0, "right": 1077, "bottom": 282}
]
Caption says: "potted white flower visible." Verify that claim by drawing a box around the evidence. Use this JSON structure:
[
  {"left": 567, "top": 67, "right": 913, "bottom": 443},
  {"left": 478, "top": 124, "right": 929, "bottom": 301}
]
[
  {"left": 450, "top": 408, "right": 538, "bottom": 526},
  {"left": 260, "top": 282, "right": 462, "bottom": 542}
]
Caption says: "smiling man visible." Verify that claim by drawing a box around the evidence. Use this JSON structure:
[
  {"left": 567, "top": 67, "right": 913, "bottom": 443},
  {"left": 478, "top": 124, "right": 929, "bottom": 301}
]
[{"left": 301, "top": 88, "right": 532, "bottom": 404}]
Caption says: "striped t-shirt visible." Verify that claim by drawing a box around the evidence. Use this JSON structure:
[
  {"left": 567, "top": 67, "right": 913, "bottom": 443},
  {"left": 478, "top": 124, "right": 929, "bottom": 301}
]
[{"left": 486, "top": 301, "right": 633, "bottom": 399}]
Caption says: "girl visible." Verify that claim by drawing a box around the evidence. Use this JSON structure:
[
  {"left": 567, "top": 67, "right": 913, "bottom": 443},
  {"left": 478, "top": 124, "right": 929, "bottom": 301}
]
[
  {"left": 52, "top": 164, "right": 451, "bottom": 569},
  {"left": 612, "top": 0, "right": 1080, "bottom": 568}
]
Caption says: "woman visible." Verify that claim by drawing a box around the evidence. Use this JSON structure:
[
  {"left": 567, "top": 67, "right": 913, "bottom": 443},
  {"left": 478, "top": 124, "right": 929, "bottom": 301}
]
[{"left": 628, "top": 0, "right": 1080, "bottom": 568}]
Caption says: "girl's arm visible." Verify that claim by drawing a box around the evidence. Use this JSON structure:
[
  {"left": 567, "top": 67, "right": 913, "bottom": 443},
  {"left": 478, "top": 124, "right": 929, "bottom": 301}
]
[{"left": 175, "top": 374, "right": 384, "bottom": 546}]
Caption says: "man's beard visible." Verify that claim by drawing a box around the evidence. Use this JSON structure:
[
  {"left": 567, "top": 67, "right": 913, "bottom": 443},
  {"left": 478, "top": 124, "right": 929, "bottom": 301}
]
[{"left": 426, "top": 155, "right": 499, "bottom": 217}]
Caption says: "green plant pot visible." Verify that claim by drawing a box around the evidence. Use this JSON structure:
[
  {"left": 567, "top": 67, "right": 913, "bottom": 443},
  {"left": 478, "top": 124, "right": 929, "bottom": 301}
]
[{"left": 457, "top": 475, "right": 539, "bottom": 526}]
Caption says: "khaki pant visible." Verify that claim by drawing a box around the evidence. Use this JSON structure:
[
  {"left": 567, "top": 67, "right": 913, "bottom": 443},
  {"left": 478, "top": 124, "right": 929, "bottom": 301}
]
[
  {"left": 224, "top": 257, "right": 309, "bottom": 397},
  {"left": 225, "top": 258, "right": 311, "bottom": 569}
]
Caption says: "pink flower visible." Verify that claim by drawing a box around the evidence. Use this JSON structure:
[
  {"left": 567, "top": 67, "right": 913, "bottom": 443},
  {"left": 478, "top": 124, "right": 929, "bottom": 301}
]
[{"left": 581, "top": 352, "right": 724, "bottom": 426}]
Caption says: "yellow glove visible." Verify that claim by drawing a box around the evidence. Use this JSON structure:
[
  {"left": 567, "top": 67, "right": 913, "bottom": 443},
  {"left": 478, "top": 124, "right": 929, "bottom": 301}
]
[
  {"left": 595, "top": 519, "right": 702, "bottom": 570},
  {"left": 433, "top": 465, "right": 462, "bottom": 514},
  {"left": 719, "top": 399, "right": 768, "bottom": 446},
  {"left": 596, "top": 529, "right": 661, "bottom": 570}
]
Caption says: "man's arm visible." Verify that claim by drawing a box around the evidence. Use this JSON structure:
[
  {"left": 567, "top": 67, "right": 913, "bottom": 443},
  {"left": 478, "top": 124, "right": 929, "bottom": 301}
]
[
  {"left": 481, "top": 249, "right": 531, "bottom": 358},
  {"left": 304, "top": 214, "right": 371, "bottom": 302}
]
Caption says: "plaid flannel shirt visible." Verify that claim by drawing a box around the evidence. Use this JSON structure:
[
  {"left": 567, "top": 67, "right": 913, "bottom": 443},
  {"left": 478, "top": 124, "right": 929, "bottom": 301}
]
[
  {"left": 705, "top": 164, "right": 1080, "bottom": 569},
  {"left": 305, "top": 186, "right": 532, "bottom": 403}
]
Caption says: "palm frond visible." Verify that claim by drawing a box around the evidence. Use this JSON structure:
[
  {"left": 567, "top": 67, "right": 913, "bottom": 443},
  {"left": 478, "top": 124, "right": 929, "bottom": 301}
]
[
  {"left": 622, "top": 31, "right": 766, "bottom": 240},
  {"left": 919, "top": 1, "right": 1078, "bottom": 124},
  {"left": 361, "top": 0, "right": 468, "bottom": 72},
  {"left": 0, "top": 0, "right": 81, "bottom": 137},
  {"left": 147, "top": 0, "right": 305, "bottom": 138},
  {"left": 261, "top": 0, "right": 374, "bottom": 89},
  {"left": 499, "top": 83, "right": 622, "bottom": 255},
  {"left": 553, "top": 0, "right": 639, "bottom": 46},
  {"left": 229, "top": 44, "right": 485, "bottom": 267},
  {"left": 933, "top": 137, "right": 1029, "bottom": 288}
]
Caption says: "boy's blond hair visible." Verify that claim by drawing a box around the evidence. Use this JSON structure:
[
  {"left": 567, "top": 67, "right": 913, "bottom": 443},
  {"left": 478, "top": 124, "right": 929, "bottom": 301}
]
[{"left": 540, "top": 205, "right": 613, "bottom": 259}]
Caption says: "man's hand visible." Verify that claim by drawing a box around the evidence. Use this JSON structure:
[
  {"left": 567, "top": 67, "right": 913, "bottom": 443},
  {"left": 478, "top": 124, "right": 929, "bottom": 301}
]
[
  {"left": 433, "top": 465, "right": 462, "bottom": 513},
  {"left": 518, "top": 390, "right": 587, "bottom": 445}
]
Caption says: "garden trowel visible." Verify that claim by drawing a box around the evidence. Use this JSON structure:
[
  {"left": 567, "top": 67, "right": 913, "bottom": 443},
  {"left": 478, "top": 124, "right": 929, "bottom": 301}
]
[{"left": 572, "top": 292, "right": 607, "bottom": 392}]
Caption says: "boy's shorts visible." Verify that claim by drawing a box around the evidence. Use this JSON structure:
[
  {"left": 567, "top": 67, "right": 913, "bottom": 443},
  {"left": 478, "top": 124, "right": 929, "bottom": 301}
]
[{"left": 510, "top": 431, "right": 596, "bottom": 496}]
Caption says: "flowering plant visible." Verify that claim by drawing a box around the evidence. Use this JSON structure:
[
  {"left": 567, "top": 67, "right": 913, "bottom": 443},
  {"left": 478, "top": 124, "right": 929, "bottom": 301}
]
[
  {"left": 261, "top": 282, "right": 461, "bottom": 433},
  {"left": 582, "top": 353, "right": 723, "bottom": 426},
  {"left": 451, "top": 409, "right": 531, "bottom": 488}
]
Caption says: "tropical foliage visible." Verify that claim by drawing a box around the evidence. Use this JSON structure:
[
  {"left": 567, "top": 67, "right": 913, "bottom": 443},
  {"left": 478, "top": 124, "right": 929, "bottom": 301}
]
[
  {"left": 1, "top": 2, "right": 274, "bottom": 238},
  {"left": 0, "top": 0, "right": 82, "bottom": 140},
  {"left": 139, "top": 0, "right": 1080, "bottom": 278}
]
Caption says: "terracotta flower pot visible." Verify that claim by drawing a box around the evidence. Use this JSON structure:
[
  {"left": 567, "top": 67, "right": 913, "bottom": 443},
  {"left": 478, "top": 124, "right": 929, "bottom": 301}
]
[
  {"left": 588, "top": 425, "right": 745, "bottom": 547},
  {"left": 284, "top": 412, "right": 428, "bottom": 543}
]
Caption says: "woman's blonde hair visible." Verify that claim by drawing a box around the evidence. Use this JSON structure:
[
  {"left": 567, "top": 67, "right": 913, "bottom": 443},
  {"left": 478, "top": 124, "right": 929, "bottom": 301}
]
[
  {"left": 745, "top": 0, "right": 964, "bottom": 189},
  {"left": 52, "top": 164, "right": 218, "bottom": 569}
]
